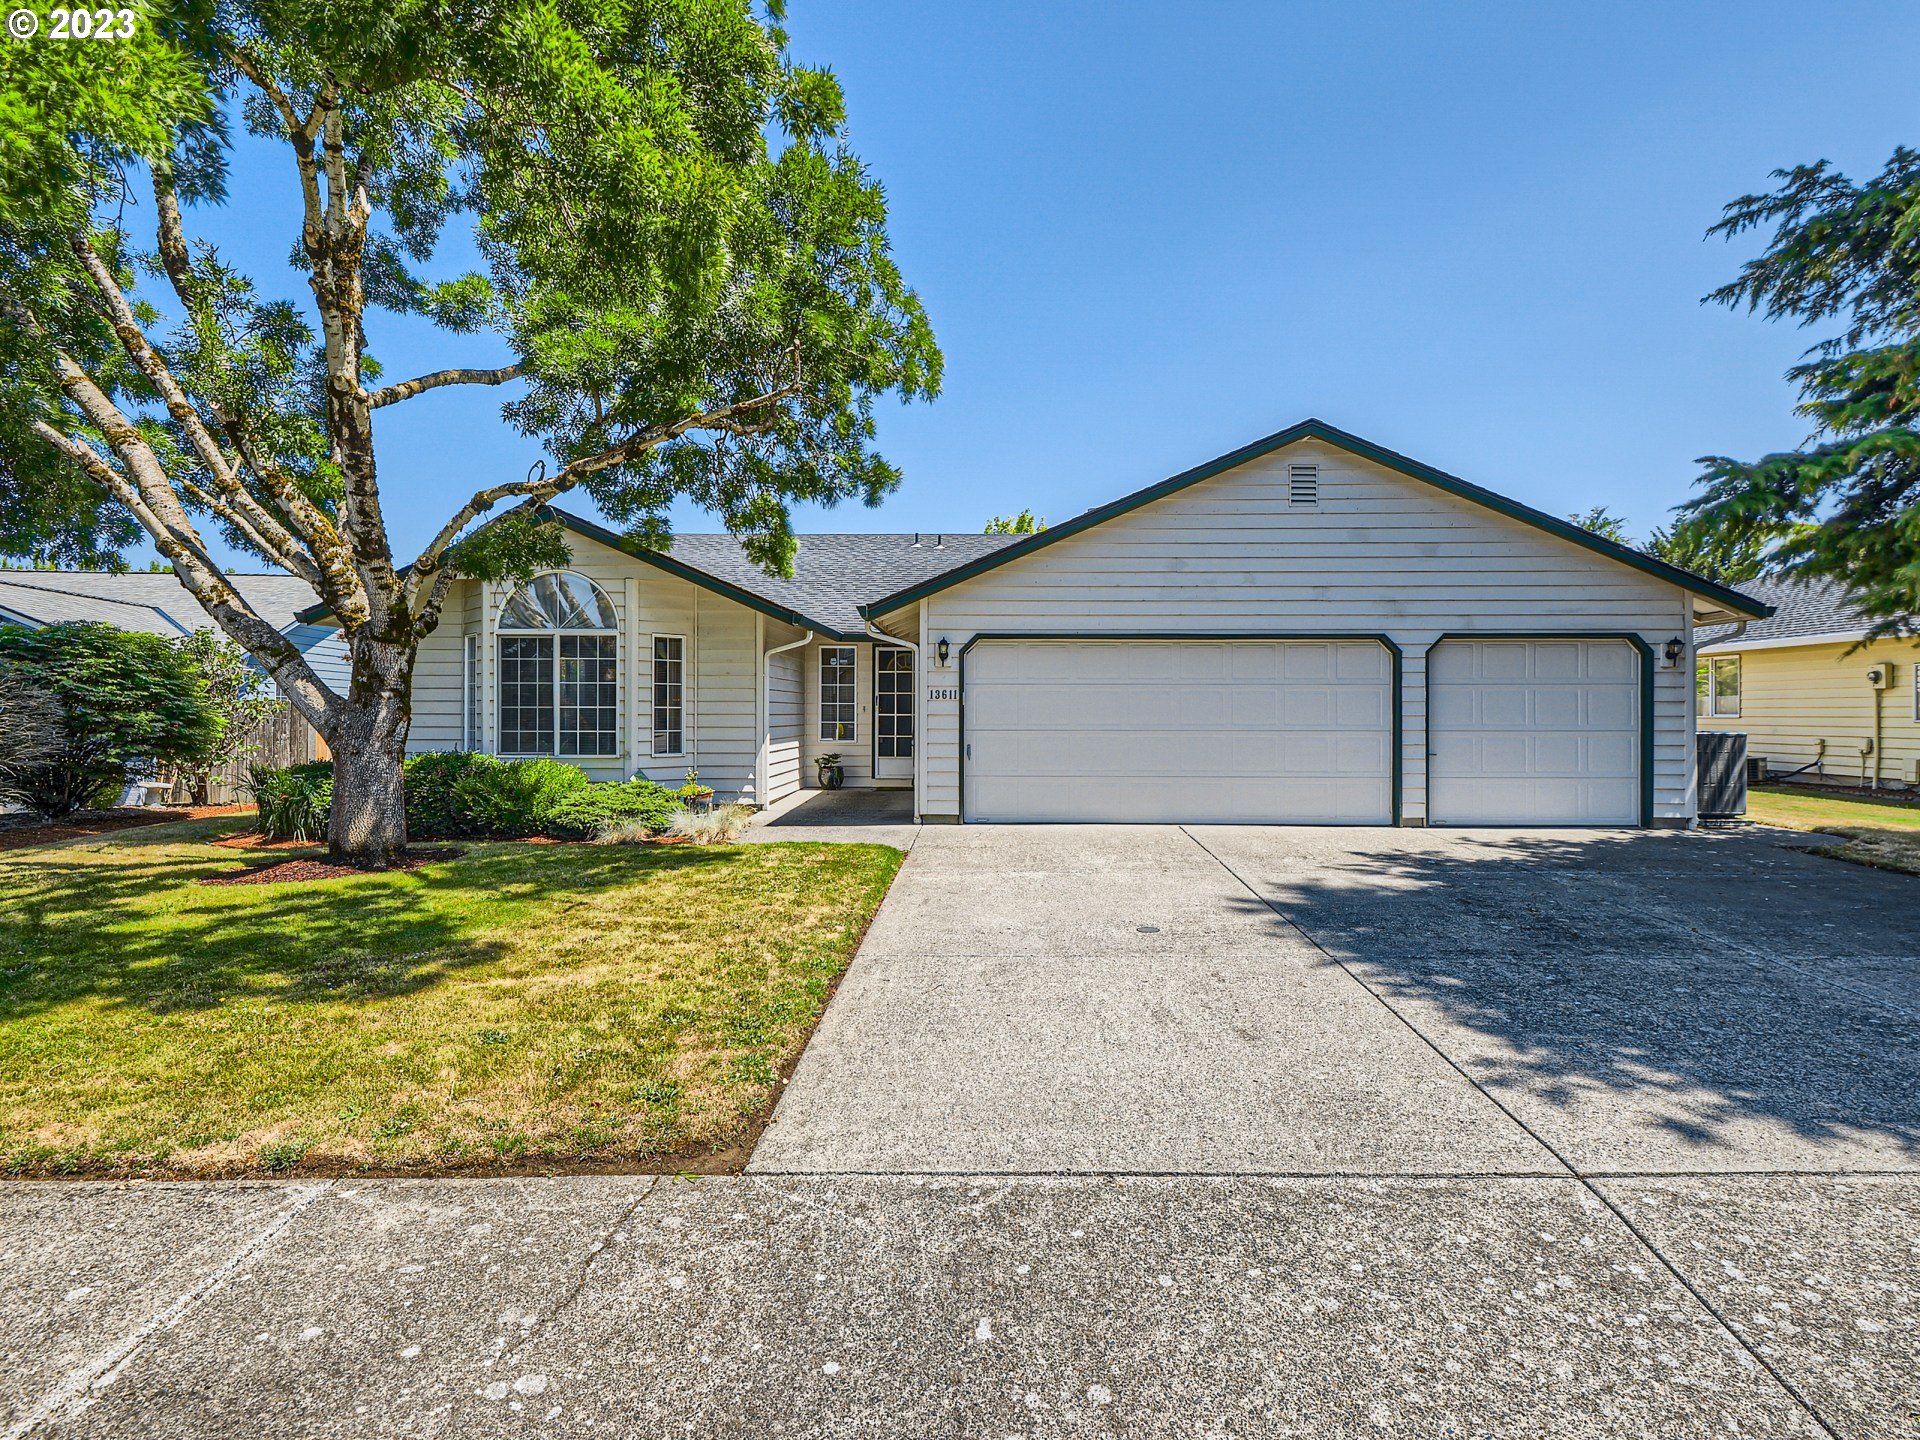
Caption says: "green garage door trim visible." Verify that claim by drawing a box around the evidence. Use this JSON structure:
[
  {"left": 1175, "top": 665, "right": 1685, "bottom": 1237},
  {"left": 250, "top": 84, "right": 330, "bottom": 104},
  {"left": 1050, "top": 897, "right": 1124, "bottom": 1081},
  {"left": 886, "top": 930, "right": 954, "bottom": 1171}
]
[
  {"left": 958, "top": 633, "right": 1403, "bottom": 825},
  {"left": 1425, "top": 632, "right": 1655, "bottom": 827}
]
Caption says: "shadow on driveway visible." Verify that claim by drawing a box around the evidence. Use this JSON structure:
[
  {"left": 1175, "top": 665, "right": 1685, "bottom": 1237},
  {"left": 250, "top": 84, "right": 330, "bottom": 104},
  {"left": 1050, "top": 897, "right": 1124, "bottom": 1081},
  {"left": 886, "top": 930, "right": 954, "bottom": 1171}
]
[{"left": 1199, "top": 827, "right": 1920, "bottom": 1172}]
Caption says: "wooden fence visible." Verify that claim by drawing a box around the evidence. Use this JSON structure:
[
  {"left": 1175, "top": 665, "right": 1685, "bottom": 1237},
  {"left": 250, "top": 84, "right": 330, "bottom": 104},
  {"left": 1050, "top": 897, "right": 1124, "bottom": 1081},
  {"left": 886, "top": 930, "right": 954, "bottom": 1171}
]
[{"left": 172, "top": 702, "right": 327, "bottom": 805}]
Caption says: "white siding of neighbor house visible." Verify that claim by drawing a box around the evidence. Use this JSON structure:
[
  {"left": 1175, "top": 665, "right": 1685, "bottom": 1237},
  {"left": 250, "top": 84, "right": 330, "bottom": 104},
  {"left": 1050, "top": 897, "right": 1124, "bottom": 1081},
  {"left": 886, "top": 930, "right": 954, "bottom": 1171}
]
[
  {"left": 894, "top": 438, "right": 1699, "bottom": 823},
  {"left": 1699, "top": 637, "right": 1920, "bottom": 789},
  {"left": 401, "top": 531, "right": 780, "bottom": 801}
]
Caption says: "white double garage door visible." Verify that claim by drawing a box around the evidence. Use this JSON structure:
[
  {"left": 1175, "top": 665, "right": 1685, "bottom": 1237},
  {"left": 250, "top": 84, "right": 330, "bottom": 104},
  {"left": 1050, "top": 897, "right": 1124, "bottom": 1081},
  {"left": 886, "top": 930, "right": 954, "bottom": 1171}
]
[{"left": 962, "top": 638, "right": 1641, "bottom": 826}]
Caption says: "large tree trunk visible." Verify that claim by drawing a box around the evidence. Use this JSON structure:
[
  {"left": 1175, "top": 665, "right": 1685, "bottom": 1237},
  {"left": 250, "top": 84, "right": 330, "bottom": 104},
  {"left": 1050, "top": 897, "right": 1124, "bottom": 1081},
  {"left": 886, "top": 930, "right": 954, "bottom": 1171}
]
[{"left": 323, "top": 636, "right": 416, "bottom": 867}]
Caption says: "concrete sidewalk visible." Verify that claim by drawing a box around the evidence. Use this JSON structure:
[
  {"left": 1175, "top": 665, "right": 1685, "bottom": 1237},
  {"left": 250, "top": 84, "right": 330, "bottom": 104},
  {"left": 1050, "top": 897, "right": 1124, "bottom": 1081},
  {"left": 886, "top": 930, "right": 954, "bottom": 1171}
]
[{"left": 10, "top": 1171, "right": 1915, "bottom": 1438}]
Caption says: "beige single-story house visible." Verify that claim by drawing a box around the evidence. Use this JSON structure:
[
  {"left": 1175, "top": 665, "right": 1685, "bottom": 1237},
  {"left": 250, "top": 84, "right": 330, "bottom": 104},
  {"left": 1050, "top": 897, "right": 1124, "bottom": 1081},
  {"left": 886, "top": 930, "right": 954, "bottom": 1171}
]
[
  {"left": 312, "top": 420, "right": 1773, "bottom": 825},
  {"left": 1697, "top": 576, "right": 1920, "bottom": 791}
]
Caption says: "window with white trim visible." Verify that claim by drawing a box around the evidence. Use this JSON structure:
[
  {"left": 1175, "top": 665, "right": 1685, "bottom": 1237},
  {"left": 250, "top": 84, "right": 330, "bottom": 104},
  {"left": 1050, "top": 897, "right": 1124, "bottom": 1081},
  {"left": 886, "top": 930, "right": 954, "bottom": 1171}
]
[
  {"left": 463, "top": 634, "right": 480, "bottom": 750},
  {"left": 1699, "top": 654, "right": 1740, "bottom": 718},
  {"left": 496, "top": 572, "right": 620, "bottom": 757},
  {"left": 652, "top": 635, "right": 685, "bottom": 756},
  {"left": 820, "top": 645, "right": 856, "bottom": 740}
]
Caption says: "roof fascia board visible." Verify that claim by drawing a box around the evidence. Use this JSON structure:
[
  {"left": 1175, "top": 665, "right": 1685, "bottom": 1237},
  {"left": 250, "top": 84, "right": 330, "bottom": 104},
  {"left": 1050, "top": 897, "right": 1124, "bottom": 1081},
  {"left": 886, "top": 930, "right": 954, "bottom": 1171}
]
[
  {"left": 856, "top": 419, "right": 1774, "bottom": 621},
  {"left": 1697, "top": 628, "right": 1878, "bottom": 655}
]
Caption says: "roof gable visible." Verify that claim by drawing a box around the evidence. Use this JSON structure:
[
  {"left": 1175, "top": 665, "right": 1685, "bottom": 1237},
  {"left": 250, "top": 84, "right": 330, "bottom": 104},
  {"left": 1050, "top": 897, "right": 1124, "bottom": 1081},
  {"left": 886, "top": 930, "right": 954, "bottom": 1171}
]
[{"left": 860, "top": 419, "right": 1773, "bottom": 621}]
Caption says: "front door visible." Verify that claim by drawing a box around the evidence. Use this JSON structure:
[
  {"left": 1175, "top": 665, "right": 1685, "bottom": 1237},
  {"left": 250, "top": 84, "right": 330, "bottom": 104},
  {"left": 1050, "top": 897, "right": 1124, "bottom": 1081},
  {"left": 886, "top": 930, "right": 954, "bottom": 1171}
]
[{"left": 874, "top": 647, "right": 914, "bottom": 783}]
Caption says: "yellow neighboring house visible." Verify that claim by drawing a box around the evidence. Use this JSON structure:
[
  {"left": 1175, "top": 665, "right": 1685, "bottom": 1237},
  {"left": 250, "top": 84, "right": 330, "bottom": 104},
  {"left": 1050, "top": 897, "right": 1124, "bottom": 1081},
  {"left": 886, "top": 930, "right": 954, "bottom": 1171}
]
[{"left": 1697, "top": 577, "right": 1920, "bottom": 792}]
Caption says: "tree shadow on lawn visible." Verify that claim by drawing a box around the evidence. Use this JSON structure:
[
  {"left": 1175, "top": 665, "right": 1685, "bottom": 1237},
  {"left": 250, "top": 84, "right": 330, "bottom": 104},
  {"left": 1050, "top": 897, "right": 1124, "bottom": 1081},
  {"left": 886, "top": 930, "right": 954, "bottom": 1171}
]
[
  {"left": 0, "top": 839, "right": 741, "bottom": 1021},
  {"left": 1224, "top": 829, "right": 1920, "bottom": 1161}
]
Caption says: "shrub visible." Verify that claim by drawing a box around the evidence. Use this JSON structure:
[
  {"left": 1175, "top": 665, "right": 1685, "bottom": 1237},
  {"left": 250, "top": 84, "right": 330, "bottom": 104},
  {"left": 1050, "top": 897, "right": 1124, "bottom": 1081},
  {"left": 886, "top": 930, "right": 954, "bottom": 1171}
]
[
  {"left": 403, "top": 750, "right": 496, "bottom": 838},
  {"left": 544, "top": 779, "right": 682, "bottom": 840},
  {"left": 450, "top": 756, "right": 589, "bottom": 838},
  {"left": 172, "top": 630, "right": 278, "bottom": 804},
  {"left": 0, "top": 666, "right": 61, "bottom": 808},
  {"left": 247, "top": 761, "right": 334, "bottom": 841},
  {"left": 0, "top": 622, "right": 221, "bottom": 817}
]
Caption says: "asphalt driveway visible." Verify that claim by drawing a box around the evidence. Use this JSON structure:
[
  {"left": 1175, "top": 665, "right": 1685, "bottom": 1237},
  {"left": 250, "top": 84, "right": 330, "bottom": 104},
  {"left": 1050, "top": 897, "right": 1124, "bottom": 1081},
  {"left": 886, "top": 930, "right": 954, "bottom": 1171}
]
[{"left": 5, "top": 823, "right": 1917, "bottom": 1438}]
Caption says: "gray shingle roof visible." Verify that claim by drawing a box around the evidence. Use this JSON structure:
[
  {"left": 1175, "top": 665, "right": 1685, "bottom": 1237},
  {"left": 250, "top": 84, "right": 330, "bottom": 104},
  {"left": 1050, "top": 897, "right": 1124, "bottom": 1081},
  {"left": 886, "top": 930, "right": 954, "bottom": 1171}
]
[
  {"left": 0, "top": 570, "right": 323, "bottom": 635},
  {"left": 1696, "top": 576, "right": 1888, "bottom": 646},
  {"left": 663, "top": 531, "right": 1023, "bottom": 636}
]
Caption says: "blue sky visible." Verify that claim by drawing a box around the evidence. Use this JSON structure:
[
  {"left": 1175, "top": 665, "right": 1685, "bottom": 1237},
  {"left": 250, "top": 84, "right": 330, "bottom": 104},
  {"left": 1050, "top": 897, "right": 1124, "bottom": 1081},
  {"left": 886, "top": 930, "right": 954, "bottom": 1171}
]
[{"left": 144, "top": 0, "right": 1914, "bottom": 569}]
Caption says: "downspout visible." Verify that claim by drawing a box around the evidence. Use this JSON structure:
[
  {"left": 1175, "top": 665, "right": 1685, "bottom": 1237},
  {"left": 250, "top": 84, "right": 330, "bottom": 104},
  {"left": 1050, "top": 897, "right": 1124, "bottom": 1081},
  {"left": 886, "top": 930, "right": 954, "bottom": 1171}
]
[
  {"left": 1868, "top": 669, "right": 1883, "bottom": 791},
  {"left": 865, "top": 619, "right": 920, "bottom": 823},
  {"left": 761, "top": 626, "right": 813, "bottom": 807}
]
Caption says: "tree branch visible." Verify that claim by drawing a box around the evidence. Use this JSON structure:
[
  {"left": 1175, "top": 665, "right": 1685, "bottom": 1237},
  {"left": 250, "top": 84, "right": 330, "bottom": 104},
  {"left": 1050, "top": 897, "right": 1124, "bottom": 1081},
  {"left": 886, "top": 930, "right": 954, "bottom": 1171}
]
[
  {"left": 31, "top": 419, "right": 339, "bottom": 723},
  {"left": 366, "top": 363, "right": 523, "bottom": 409},
  {"left": 404, "top": 367, "right": 806, "bottom": 614},
  {"left": 148, "top": 166, "right": 361, "bottom": 606}
]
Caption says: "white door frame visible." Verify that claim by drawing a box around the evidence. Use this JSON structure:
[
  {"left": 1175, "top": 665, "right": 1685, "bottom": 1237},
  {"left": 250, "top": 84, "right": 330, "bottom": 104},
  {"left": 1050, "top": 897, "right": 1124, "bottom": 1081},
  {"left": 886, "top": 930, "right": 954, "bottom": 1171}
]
[{"left": 872, "top": 645, "right": 914, "bottom": 784}]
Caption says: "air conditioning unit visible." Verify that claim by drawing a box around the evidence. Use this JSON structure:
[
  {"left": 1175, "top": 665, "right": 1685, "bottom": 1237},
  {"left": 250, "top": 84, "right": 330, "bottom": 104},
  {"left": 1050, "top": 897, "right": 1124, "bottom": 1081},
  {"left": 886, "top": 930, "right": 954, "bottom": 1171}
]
[{"left": 1867, "top": 664, "right": 1896, "bottom": 690}]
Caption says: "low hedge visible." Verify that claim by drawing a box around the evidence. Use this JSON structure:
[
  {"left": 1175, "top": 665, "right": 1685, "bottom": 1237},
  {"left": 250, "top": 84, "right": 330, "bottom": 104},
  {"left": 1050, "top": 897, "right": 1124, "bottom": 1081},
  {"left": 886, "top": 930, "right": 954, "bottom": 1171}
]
[
  {"left": 249, "top": 753, "right": 695, "bottom": 842},
  {"left": 542, "top": 780, "right": 684, "bottom": 839}
]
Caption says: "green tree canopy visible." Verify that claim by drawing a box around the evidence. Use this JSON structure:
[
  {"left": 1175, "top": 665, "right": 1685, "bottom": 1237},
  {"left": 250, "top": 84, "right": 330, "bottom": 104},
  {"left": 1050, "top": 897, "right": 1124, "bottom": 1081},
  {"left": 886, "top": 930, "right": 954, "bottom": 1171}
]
[
  {"left": 1568, "top": 507, "right": 1772, "bottom": 585},
  {"left": 0, "top": 621, "right": 220, "bottom": 815},
  {"left": 984, "top": 509, "right": 1046, "bottom": 534},
  {"left": 1684, "top": 149, "right": 1920, "bottom": 632},
  {"left": 0, "top": 1, "right": 939, "bottom": 859}
]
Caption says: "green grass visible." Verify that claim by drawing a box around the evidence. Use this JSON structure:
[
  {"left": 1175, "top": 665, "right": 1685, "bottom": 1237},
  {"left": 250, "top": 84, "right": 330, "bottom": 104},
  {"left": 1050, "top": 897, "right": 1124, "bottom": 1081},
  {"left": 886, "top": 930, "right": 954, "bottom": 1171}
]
[
  {"left": 0, "top": 817, "right": 901, "bottom": 1177},
  {"left": 1747, "top": 784, "right": 1920, "bottom": 875}
]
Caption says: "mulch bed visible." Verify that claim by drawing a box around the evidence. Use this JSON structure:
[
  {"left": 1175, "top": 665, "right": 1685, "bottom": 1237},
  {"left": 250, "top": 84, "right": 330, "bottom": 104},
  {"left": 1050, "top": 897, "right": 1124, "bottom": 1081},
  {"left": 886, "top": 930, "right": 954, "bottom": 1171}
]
[
  {"left": 211, "top": 831, "right": 322, "bottom": 852},
  {"left": 0, "top": 806, "right": 250, "bottom": 853},
  {"left": 200, "top": 846, "right": 466, "bottom": 886}
]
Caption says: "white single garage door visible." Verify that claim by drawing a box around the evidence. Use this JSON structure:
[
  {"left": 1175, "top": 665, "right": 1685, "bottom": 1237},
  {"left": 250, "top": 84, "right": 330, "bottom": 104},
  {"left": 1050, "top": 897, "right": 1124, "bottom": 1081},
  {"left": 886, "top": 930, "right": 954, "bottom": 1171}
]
[
  {"left": 963, "top": 639, "right": 1393, "bottom": 823},
  {"left": 1428, "top": 639, "right": 1640, "bottom": 825}
]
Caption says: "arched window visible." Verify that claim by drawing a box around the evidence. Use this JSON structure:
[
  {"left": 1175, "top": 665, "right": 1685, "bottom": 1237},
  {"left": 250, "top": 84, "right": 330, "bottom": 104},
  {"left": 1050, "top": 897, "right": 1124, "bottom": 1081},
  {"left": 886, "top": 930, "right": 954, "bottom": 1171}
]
[{"left": 496, "top": 572, "right": 619, "bottom": 757}]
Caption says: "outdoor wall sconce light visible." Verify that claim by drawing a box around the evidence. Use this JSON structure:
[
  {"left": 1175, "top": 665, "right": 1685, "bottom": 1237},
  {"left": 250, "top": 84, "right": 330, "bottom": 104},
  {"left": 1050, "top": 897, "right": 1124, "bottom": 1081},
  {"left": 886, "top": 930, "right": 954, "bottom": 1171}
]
[
  {"left": 1663, "top": 636, "right": 1684, "bottom": 668},
  {"left": 937, "top": 637, "right": 951, "bottom": 666}
]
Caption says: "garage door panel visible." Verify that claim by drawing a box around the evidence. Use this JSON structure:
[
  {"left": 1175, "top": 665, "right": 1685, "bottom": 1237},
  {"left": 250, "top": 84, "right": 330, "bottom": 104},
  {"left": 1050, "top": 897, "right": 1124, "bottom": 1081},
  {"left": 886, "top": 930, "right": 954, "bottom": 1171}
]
[
  {"left": 1333, "top": 688, "right": 1388, "bottom": 727},
  {"left": 965, "top": 640, "right": 1392, "bottom": 824},
  {"left": 1429, "top": 639, "right": 1639, "bottom": 826},
  {"left": 1587, "top": 645, "right": 1637, "bottom": 681}
]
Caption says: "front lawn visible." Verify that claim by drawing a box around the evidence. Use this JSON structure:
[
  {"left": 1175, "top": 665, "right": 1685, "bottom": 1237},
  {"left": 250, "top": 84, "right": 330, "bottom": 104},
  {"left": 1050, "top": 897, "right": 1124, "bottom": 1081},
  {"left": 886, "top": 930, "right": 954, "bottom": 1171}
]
[
  {"left": 1747, "top": 784, "right": 1920, "bottom": 875},
  {"left": 0, "top": 818, "right": 901, "bottom": 1177}
]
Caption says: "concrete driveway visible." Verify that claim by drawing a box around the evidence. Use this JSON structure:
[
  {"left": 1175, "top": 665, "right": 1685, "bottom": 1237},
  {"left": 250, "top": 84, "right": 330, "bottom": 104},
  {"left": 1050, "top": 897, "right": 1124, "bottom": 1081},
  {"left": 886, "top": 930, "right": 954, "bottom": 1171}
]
[
  {"left": 5, "top": 824, "right": 1917, "bottom": 1439},
  {"left": 755, "top": 823, "right": 1920, "bottom": 1176}
]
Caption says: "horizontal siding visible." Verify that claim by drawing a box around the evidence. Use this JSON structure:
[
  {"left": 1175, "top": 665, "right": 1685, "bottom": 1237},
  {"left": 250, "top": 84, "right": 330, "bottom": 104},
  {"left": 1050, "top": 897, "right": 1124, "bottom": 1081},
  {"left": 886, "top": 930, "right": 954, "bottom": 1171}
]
[
  {"left": 767, "top": 646, "right": 803, "bottom": 802},
  {"left": 923, "top": 439, "right": 1695, "bottom": 822},
  {"left": 408, "top": 625, "right": 466, "bottom": 754},
  {"left": 1701, "top": 638, "right": 1920, "bottom": 788}
]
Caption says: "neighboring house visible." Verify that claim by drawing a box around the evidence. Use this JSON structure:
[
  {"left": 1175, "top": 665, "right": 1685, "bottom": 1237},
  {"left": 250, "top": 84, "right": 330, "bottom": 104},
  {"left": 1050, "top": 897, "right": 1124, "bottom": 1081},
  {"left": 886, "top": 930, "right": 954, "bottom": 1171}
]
[
  {"left": 1697, "top": 576, "right": 1920, "bottom": 791},
  {"left": 0, "top": 569, "right": 348, "bottom": 788},
  {"left": 306, "top": 419, "right": 1771, "bottom": 826},
  {"left": 0, "top": 569, "right": 350, "bottom": 693}
]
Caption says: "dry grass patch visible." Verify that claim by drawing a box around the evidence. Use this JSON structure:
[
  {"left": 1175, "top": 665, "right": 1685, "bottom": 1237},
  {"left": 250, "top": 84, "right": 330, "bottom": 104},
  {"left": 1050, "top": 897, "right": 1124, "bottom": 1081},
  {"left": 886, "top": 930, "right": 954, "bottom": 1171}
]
[
  {"left": 1746, "top": 784, "right": 1920, "bottom": 875},
  {"left": 0, "top": 817, "right": 901, "bottom": 1177}
]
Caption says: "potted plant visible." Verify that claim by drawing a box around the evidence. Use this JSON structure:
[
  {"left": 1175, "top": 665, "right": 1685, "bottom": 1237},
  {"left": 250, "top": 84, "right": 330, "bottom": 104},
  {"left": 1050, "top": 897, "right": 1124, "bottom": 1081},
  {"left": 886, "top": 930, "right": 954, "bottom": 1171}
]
[
  {"left": 815, "top": 753, "right": 845, "bottom": 790},
  {"left": 678, "top": 767, "right": 716, "bottom": 810}
]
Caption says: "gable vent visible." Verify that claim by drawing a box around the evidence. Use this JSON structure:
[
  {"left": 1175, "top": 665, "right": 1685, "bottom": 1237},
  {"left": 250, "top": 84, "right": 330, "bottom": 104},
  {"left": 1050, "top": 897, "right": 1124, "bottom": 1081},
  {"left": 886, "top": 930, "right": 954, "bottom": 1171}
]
[{"left": 1288, "top": 464, "right": 1320, "bottom": 505}]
